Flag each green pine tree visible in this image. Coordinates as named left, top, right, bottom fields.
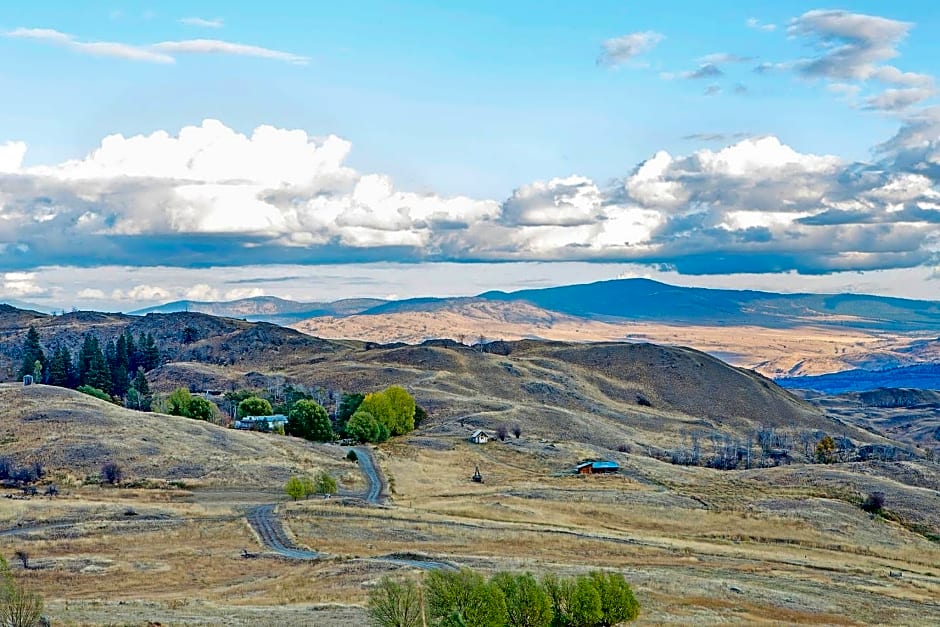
left=124, top=331, right=139, bottom=373
left=47, top=345, right=74, bottom=387
left=110, top=334, right=130, bottom=397
left=79, top=334, right=111, bottom=393
left=141, top=332, right=161, bottom=370
left=18, top=327, right=46, bottom=380
left=130, top=367, right=152, bottom=411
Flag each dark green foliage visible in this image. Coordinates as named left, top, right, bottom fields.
left=109, top=334, right=130, bottom=397
left=139, top=332, right=161, bottom=370
left=101, top=461, right=122, bottom=484
left=425, top=568, right=507, bottom=627
left=124, top=331, right=139, bottom=373
left=314, top=470, right=338, bottom=495
left=167, top=388, right=193, bottom=416
left=128, top=368, right=152, bottom=411
left=181, top=326, right=198, bottom=343
left=492, top=571, right=553, bottom=627
left=237, top=396, right=273, bottom=418
left=287, top=399, right=332, bottom=442
left=78, top=334, right=111, bottom=393
left=346, top=410, right=389, bottom=444
left=567, top=577, right=603, bottom=627
left=17, top=327, right=45, bottom=381
left=272, top=384, right=314, bottom=415
left=164, top=387, right=215, bottom=420
left=337, top=392, right=365, bottom=427
left=862, top=492, right=886, bottom=513
left=368, top=576, right=424, bottom=627
left=47, top=345, right=74, bottom=388
left=187, top=396, right=216, bottom=421
left=588, top=571, right=639, bottom=625
left=77, top=385, right=113, bottom=403
left=414, top=404, right=429, bottom=427
left=346, top=449, right=358, bottom=462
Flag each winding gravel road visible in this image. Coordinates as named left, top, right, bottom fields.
left=245, top=504, right=320, bottom=560
left=353, top=446, right=387, bottom=504
left=245, top=446, right=453, bottom=570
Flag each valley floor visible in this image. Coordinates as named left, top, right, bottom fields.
left=3, top=436, right=939, bottom=625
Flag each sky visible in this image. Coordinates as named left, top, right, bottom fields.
left=2, top=1, right=940, bottom=310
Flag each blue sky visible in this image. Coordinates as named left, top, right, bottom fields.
left=2, top=2, right=940, bottom=309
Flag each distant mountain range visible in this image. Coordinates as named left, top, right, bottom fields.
left=132, top=278, right=940, bottom=331
left=10, top=278, right=940, bottom=384
left=131, top=296, right=387, bottom=323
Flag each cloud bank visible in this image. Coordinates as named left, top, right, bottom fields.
left=1, top=117, right=938, bottom=277
left=5, top=27, right=307, bottom=65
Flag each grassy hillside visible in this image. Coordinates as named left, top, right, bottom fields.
left=0, top=383, right=343, bottom=486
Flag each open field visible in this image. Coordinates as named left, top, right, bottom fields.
left=290, top=300, right=937, bottom=378
left=1, top=384, right=939, bottom=624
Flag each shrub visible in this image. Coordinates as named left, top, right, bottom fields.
left=287, top=400, right=332, bottom=442
left=77, top=385, right=113, bottom=403
left=492, top=571, right=552, bottom=627
left=186, top=396, right=216, bottom=422
left=284, top=476, right=305, bottom=501
left=237, top=396, right=273, bottom=418
left=425, top=568, right=507, bottom=627
left=589, top=570, right=640, bottom=624
left=347, top=411, right=389, bottom=444
left=496, top=425, right=508, bottom=441
left=511, top=424, right=522, bottom=439
left=568, top=576, right=603, bottom=627
left=166, top=387, right=192, bottom=416
left=616, top=443, right=630, bottom=453
left=13, top=551, right=28, bottom=571
left=314, top=471, right=337, bottom=496
left=815, top=435, right=836, bottom=464
left=101, top=462, right=122, bottom=485
left=368, top=576, right=423, bottom=627
left=346, top=449, right=359, bottom=463
left=862, top=492, right=886, bottom=513
left=414, top=405, right=429, bottom=428
left=0, top=556, right=44, bottom=627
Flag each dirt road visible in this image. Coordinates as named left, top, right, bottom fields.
left=353, top=446, right=387, bottom=504
left=245, top=504, right=320, bottom=560
left=245, top=446, right=454, bottom=569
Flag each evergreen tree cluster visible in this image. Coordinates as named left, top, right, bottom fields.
left=18, top=326, right=159, bottom=411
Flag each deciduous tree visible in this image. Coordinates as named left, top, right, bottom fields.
left=238, top=396, right=273, bottom=418
left=284, top=476, right=305, bottom=500
left=492, top=571, right=553, bottom=627
left=287, top=399, right=332, bottom=442
left=368, top=576, right=423, bottom=627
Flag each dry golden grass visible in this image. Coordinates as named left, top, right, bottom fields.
left=1, top=382, right=938, bottom=624
left=0, top=383, right=347, bottom=486
left=290, top=301, right=930, bottom=377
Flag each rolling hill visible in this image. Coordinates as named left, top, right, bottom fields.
left=287, top=279, right=940, bottom=377
left=130, top=296, right=386, bottom=324
left=0, top=303, right=879, bottom=455
left=0, top=383, right=345, bottom=485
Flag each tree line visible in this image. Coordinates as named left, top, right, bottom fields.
left=369, top=567, right=639, bottom=627
left=227, top=384, right=423, bottom=444
left=18, top=326, right=159, bottom=410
